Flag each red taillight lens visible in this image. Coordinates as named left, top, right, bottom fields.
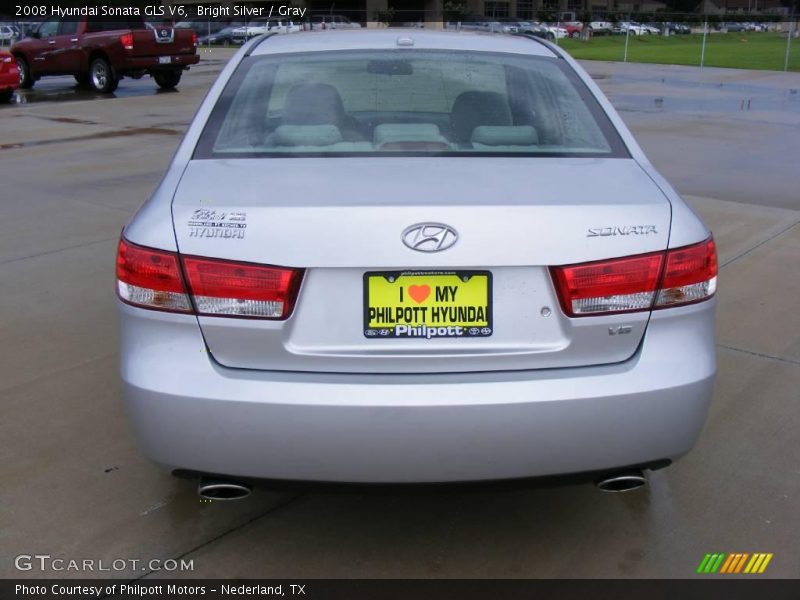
left=120, top=32, right=134, bottom=50
left=551, top=253, right=663, bottom=317
left=191, top=31, right=198, bottom=46
left=655, top=237, right=717, bottom=308
left=551, top=237, right=717, bottom=317
left=116, top=239, right=192, bottom=312
left=116, top=238, right=304, bottom=319
left=182, top=256, right=303, bottom=319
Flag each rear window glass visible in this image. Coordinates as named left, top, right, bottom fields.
left=195, top=50, right=627, bottom=158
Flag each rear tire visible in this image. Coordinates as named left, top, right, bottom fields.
left=90, top=57, right=118, bottom=93
left=546, top=32, right=555, bottom=41
left=0, top=90, right=13, bottom=103
left=16, top=55, right=34, bottom=89
left=570, top=31, right=580, bottom=38
left=153, top=70, right=182, bottom=89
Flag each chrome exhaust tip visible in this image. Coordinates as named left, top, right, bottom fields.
left=595, top=469, right=647, bottom=493
left=198, top=477, right=252, bottom=501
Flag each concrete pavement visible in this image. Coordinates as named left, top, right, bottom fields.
left=0, top=52, right=798, bottom=579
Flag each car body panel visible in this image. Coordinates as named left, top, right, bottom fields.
left=172, top=157, right=670, bottom=373
left=120, top=300, right=715, bottom=482
left=0, top=51, right=20, bottom=94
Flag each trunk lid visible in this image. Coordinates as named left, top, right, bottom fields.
left=172, top=157, right=671, bottom=373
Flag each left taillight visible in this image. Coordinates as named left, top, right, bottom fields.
left=116, top=238, right=192, bottom=313
left=120, top=32, right=134, bottom=50
left=116, top=238, right=304, bottom=319
left=550, top=237, right=717, bottom=317
left=191, top=31, right=198, bottom=46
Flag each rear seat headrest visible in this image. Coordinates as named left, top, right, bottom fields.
left=471, top=125, right=539, bottom=146
left=271, top=125, right=343, bottom=147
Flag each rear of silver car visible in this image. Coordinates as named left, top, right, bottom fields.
left=117, top=31, right=716, bottom=485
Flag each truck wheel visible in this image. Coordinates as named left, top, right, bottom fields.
left=16, top=56, right=34, bottom=89
left=90, top=57, right=118, bottom=93
left=153, top=70, right=182, bottom=90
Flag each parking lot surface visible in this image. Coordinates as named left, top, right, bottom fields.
left=1, top=51, right=798, bottom=578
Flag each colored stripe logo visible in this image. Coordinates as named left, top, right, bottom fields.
left=697, top=553, right=773, bottom=574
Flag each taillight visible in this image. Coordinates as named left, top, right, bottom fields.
left=182, top=256, right=303, bottom=319
left=655, top=237, right=717, bottom=308
left=116, top=238, right=303, bottom=319
left=120, top=32, right=134, bottom=50
left=550, top=237, right=717, bottom=317
left=116, top=239, right=191, bottom=313
left=191, top=31, right=198, bottom=46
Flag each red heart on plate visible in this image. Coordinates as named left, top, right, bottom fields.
left=408, top=284, right=431, bottom=304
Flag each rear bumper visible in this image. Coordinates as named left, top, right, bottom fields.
left=121, top=54, right=199, bottom=71
left=120, top=301, right=716, bottom=483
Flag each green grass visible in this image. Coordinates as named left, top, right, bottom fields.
left=558, top=32, right=799, bottom=72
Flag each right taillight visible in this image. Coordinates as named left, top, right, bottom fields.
left=116, top=238, right=303, bottom=319
left=182, top=255, right=303, bottom=319
left=654, top=237, right=717, bottom=308
left=551, top=237, right=717, bottom=317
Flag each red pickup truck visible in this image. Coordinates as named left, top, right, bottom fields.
left=12, top=16, right=199, bottom=93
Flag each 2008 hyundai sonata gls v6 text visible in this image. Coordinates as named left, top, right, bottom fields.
left=117, top=30, right=717, bottom=495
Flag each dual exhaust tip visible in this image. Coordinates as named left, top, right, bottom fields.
left=595, top=469, right=647, bottom=493
left=198, top=477, right=252, bottom=501
left=197, top=470, right=647, bottom=500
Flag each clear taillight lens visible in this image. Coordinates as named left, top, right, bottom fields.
left=551, top=237, right=717, bottom=317
left=116, top=238, right=303, bottom=319
left=116, top=239, right=191, bottom=312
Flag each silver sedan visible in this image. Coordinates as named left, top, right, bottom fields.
left=117, top=30, right=717, bottom=499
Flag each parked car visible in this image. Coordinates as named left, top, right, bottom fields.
left=231, top=18, right=300, bottom=44
left=11, top=16, right=199, bottom=93
left=503, top=21, right=550, bottom=39
left=589, top=21, right=614, bottom=35
left=662, top=22, right=691, bottom=35
left=310, top=15, right=362, bottom=30
left=561, top=23, right=584, bottom=38
left=720, top=22, right=748, bottom=33
left=0, top=50, right=19, bottom=102
left=616, top=22, right=649, bottom=35
left=543, top=24, right=569, bottom=40
left=197, top=23, right=245, bottom=46
left=117, top=30, right=717, bottom=496
left=1, top=24, right=17, bottom=44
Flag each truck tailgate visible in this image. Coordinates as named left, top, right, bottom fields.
left=131, top=28, right=197, bottom=57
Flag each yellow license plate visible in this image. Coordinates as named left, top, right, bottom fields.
left=364, top=271, right=492, bottom=339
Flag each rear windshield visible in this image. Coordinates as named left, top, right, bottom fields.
left=194, top=50, right=628, bottom=158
